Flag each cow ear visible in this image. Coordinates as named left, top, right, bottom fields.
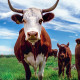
left=57, top=43, right=60, bottom=48
left=43, top=13, right=54, bottom=22
left=66, top=42, right=69, bottom=47
left=11, top=14, right=23, bottom=24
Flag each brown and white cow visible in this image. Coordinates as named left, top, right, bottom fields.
left=57, top=43, right=72, bottom=78
left=75, top=38, right=80, bottom=80
left=8, top=0, right=59, bottom=80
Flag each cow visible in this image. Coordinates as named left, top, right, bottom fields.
left=8, top=0, right=59, bottom=80
left=48, top=49, right=58, bottom=58
left=75, top=38, right=80, bottom=80
left=57, top=42, right=72, bottom=78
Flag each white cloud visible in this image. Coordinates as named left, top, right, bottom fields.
left=54, top=8, right=80, bottom=24
left=46, top=20, right=80, bottom=33
left=75, top=34, right=78, bottom=37
left=0, top=46, right=14, bottom=55
left=51, top=38, right=58, bottom=42
left=0, top=28, right=18, bottom=39
left=69, top=36, right=75, bottom=38
left=69, top=34, right=79, bottom=38
left=0, top=46, right=13, bottom=52
left=0, top=11, right=14, bottom=19
left=60, top=0, right=80, bottom=14
left=3, top=22, right=6, bottom=24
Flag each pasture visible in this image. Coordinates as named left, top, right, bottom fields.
left=0, top=55, right=78, bottom=80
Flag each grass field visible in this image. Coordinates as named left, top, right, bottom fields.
left=0, top=55, right=78, bottom=80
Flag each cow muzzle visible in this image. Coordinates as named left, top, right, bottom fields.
left=27, top=31, right=38, bottom=42
left=61, top=55, right=64, bottom=58
left=60, top=54, right=65, bottom=59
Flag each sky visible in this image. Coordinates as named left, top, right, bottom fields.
left=0, top=0, right=80, bottom=55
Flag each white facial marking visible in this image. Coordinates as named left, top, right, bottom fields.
left=23, top=8, right=42, bottom=43
left=61, top=44, right=65, bottom=47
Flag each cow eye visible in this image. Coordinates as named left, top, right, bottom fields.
left=39, top=19, right=43, bottom=24
left=22, top=19, right=26, bottom=23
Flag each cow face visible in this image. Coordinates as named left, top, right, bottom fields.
left=22, top=8, right=42, bottom=43
left=8, top=0, right=59, bottom=44
left=57, top=43, right=69, bottom=59
left=11, top=8, right=54, bottom=44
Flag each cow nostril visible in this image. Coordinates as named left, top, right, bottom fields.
left=61, top=55, right=64, bottom=58
left=35, top=32, right=38, bottom=37
left=27, top=32, right=38, bottom=38
left=27, top=32, right=31, bottom=37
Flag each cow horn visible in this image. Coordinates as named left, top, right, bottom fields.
left=8, top=0, right=23, bottom=13
left=42, top=0, right=59, bottom=13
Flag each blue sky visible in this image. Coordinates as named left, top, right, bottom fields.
left=0, top=0, right=80, bottom=55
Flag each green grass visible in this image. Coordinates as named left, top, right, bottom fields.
left=0, top=55, right=78, bottom=80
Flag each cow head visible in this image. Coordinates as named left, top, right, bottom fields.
left=52, top=49, right=58, bottom=57
left=49, top=49, right=58, bottom=57
left=57, top=42, right=69, bottom=59
left=75, top=38, right=80, bottom=44
left=8, top=0, right=59, bottom=44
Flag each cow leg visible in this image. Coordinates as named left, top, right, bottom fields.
left=76, top=61, right=80, bottom=80
left=22, top=60, right=31, bottom=80
left=58, top=61, right=62, bottom=77
left=62, top=67, right=64, bottom=77
left=38, top=57, right=46, bottom=80
left=66, top=63, right=71, bottom=78
left=58, top=66, right=62, bottom=77
left=76, top=64, right=80, bottom=80
left=78, top=70, right=80, bottom=80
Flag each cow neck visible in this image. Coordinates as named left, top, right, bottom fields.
left=31, top=40, right=41, bottom=61
left=32, top=45, right=36, bottom=61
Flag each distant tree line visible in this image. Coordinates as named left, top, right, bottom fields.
left=0, top=55, right=15, bottom=58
